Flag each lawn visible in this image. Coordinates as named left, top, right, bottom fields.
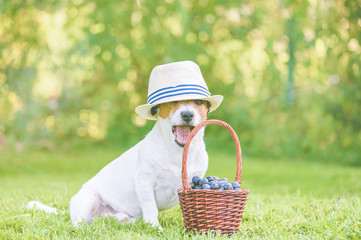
left=0, top=145, right=360, bottom=239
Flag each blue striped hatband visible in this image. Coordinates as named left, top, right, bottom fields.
left=147, top=84, right=211, bottom=104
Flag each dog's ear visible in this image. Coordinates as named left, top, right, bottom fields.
left=205, top=101, right=211, bottom=113
left=150, top=105, right=160, bottom=116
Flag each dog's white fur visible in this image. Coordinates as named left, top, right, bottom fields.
left=28, top=101, right=208, bottom=229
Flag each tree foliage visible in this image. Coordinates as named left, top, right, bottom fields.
left=0, top=0, right=360, bottom=161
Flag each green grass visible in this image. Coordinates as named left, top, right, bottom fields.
left=0, top=146, right=360, bottom=239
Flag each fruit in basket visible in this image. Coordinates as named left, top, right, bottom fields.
left=231, top=181, right=240, bottom=189
left=218, top=182, right=226, bottom=188
left=209, top=181, right=218, bottom=189
left=220, top=178, right=228, bottom=183
left=199, top=178, right=209, bottom=185
left=192, top=176, right=201, bottom=185
left=202, top=184, right=211, bottom=189
left=190, top=175, right=241, bottom=191
left=224, top=183, right=233, bottom=190
left=206, top=176, right=214, bottom=182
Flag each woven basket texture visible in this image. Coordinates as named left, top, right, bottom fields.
left=178, top=120, right=249, bottom=236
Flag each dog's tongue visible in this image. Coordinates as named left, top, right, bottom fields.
left=175, top=126, right=191, bottom=145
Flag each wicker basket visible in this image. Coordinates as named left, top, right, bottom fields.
left=178, top=120, right=250, bottom=236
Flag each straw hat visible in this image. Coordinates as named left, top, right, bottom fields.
left=135, top=61, right=223, bottom=120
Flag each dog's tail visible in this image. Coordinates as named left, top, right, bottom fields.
left=27, top=201, right=60, bottom=215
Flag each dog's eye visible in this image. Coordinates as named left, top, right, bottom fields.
left=195, top=100, right=203, bottom=105
left=150, top=105, right=160, bottom=116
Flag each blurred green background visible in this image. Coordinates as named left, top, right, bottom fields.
left=1, top=0, right=360, bottom=163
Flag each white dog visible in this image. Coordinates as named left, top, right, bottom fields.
left=28, top=61, right=223, bottom=229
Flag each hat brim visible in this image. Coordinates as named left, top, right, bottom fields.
left=135, top=95, right=223, bottom=120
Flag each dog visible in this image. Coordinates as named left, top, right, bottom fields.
left=29, top=100, right=209, bottom=229
left=28, top=61, right=223, bottom=230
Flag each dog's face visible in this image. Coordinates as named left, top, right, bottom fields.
left=151, top=100, right=210, bottom=147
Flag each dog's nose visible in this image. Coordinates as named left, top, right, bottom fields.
left=181, top=111, right=194, bottom=122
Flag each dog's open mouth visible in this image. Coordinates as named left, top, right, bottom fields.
left=172, top=125, right=195, bottom=147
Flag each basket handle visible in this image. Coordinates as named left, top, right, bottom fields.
left=182, top=119, right=242, bottom=190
